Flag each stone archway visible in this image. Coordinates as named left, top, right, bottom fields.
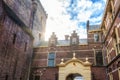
left=57, top=54, right=92, bottom=80
left=66, top=73, right=83, bottom=80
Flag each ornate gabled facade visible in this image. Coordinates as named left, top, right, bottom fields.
left=48, top=32, right=58, bottom=47
left=70, top=30, right=79, bottom=46
left=31, top=24, right=106, bottom=80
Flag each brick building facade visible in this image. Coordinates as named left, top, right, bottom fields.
left=101, top=0, right=120, bottom=80
left=30, top=0, right=120, bottom=79
left=0, top=0, right=46, bottom=80
left=0, top=0, right=120, bottom=80
left=30, top=23, right=107, bottom=80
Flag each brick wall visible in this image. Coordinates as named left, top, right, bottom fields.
left=91, top=66, right=107, bottom=80
left=0, top=0, right=33, bottom=80
left=3, top=0, right=32, bottom=27
left=32, top=42, right=105, bottom=80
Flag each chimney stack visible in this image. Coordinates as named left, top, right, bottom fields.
left=65, top=35, right=69, bottom=40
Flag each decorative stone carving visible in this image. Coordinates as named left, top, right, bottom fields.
left=70, top=30, right=79, bottom=46
left=48, top=32, right=57, bottom=47
left=57, top=56, right=92, bottom=80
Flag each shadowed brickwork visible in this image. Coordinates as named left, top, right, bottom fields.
left=0, top=0, right=33, bottom=80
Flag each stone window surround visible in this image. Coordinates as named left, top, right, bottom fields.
left=47, top=52, right=56, bottom=67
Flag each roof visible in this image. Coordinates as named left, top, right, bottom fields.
left=89, top=25, right=100, bottom=31
left=39, top=39, right=88, bottom=47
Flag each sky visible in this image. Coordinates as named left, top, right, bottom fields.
left=40, top=0, right=107, bottom=41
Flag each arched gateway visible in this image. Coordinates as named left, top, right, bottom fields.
left=66, top=73, right=83, bottom=80
left=57, top=53, right=92, bottom=80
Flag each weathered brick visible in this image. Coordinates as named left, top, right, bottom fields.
left=0, top=0, right=33, bottom=80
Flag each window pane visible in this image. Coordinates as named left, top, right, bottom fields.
left=94, top=34, right=99, bottom=42
left=48, top=52, right=55, bottom=67
left=96, top=51, right=103, bottom=66
left=49, top=53, right=55, bottom=59
left=48, top=60, right=54, bottom=67
left=72, top=38, right=77, bottom=44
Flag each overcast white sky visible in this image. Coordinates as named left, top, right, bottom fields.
left=40, top=0, right=106, bottom=41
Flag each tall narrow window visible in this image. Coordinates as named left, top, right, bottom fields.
left=35, top=76, right=40, bottom=80
left=24, top=42, right=27, bottom=52
left=115, top=27, right=120, bottom=54
left=39, top=33, right=41, bottom=40
left=94, top=33, right=99, bottom=42
left=41, top=16, right=43, bottom=22
left=41, top=16, right=43, bottom=27
left=13, top=34, right=16, bottom=44
left=20, top=77, right=22, bottom=80
left=48, top=52, right=55, bottom=67
left=5, top=75, right=8, bottom=80
left=96, top=51, right=103, bottom=66
left=72, top=37, right=77, bottom=44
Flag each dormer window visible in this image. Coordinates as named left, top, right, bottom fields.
left=72, top=37, right=77, bottom=44
left=94, top=33, right=99, bottom=42
left=48, top=32, right=57, bottom=47
left=70, top=31, right=79, bottom=46
left=50, top=39, right=55, bottom=44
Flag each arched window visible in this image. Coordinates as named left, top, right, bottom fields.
left=5, top=75, right=8, bottom=80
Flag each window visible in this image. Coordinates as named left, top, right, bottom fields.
left=95, top=51, right=103, bottom=66
left=72, top=37, right=77, bottom=44
left=48, top=52, right=55, bottom=67
left=109, top=73, right=113, bottom=80
left=119, top=13, right=120, bottom=18
left=74, top=76, right=84, bottom=80
left=94, top=33, right=99, bottom=42
left=41, top=16, right=43, bottom=26
left=5, top=75, right=8, bottom=80
left=24, top=42, right=27, bottom=52
left=39, top=33, right=41, bottom=40
left=13, top=34, right=17, bottom=44
left=18, top=0, right=22, bottom=5
left=35, top=76, right=40, bottom=80
left=50, top=39, right=55, bottom=44
left=41, top=16, right=43, bottom=22
left=115, top=27, right=120, bottom=54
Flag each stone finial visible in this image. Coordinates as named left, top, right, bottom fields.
left=72, top=52, right=76, bottom=59
left=60, top=58, right=64, bottom=64
left=84, top=57, right=92, bottom=66
left=86, top=57, right=88, bottom=62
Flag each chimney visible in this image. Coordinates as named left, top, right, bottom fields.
left=87, top=20, right=89, bottom=31
left=65, top=35, right=69, bottom=40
